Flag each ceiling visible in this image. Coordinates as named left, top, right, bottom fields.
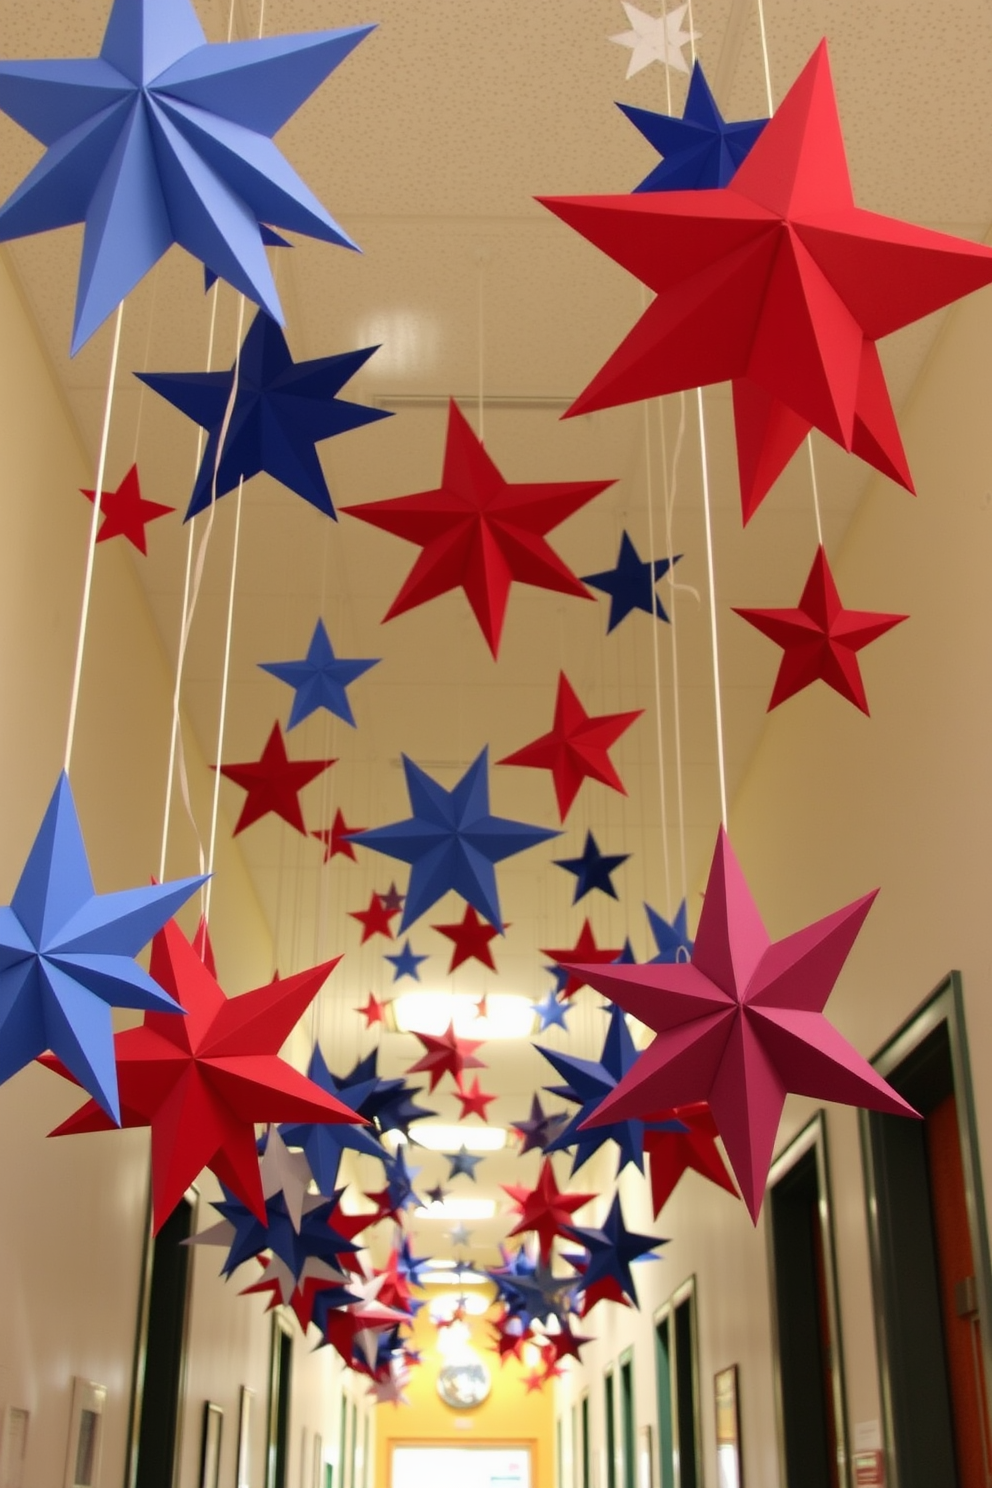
left=1, top=0, right=991, bottom=1260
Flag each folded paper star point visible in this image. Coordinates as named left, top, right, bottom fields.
left=406, top=1020, right=485, bottom=1093
left=432, top=904, right=502, bottom=972
left=619, top=61, right=767, bottom=193
left=503, top=1158, right=596, bottom=1263
left=260, top=619, right=379, bottom=729
left=216, top=721, right=335, bottom=835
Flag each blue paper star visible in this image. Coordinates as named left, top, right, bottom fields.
left=565, top=1195, right=665, bottom=1307
left=511, top=1095, right=569, bottom=1155
left=0, top=773, right=203, bottom=1122
left=385, top=940, right=428, bottom=983
left=205, top=226, right=289, bottom=293
left=619, top=61, right=768, bottom=194
left=533, top=988, right=572, bottom=1033
left=425, top=1183, right=449, bottom=1206
left=140, top=311, right=390, bottom=520
left=214, top=1188, right=358, bottom=1281
left=582, top=531, right=681, bottom=632
left=352, top=749, right=559, bottom=931
left=554, top=831, right=629, bottom=903
left=0, top=0, right=373, bottom=353
left=487, top=1249, right=578, bottom=1329
left=260, top=620, right=379, bottom=730
left=378, top=1146, right=422, bottom=1214
left=279, top=1045, right=384, bottom=1195
left=445, top=1146, right=483, bottom=1182
left=544, top=963, right=572, bottom=997
left=645, top=900, right=694, bottom=962
left=615, top=938, right=638, bottom=964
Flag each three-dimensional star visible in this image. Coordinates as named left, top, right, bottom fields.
left=445, top=1147, right=483, bottom=1182
left=577, top=826, right=917, bottom=1219
left=385, top=940, right=428, bottom=983
left=81, top=464, right=174, bottom=554
left=279, top=1045, right=383, bottom=1195
left=258, top=1125, right=313, bottom=1231
left=349, top=892, right=399, bottom=944
left=454, top=1075, right=497, bottom=1122
left=141, top=312, right=390, bottom=520
left=499, top=673, right=642, bottom=822
left=646, top=900, right=694, bottom=962
left=511, top=1095, right=569, bottom=1155
left=582, top=531, right=680, bottom=632
left=504, top=1160, right=596, bottom=1264
left=541, top=920, right=624, bottom=1000
left=351, top=748, right=559, bottom=932
left=379, top=883, right=406, bottom=914
left=342, top=400, right=613, bottom=658
left=610, top=2, right=699, bottom=78
left=620, top=61, right=767, bottom=193
left=213, top=1189, right=358, bottom=1281
left=260, top=620, right=379, bottom=729
left=312, top=808, right=365, bottom=863
left=356, top=992, right=386, bottom=1028
left=216, top=721, right=335, bottom=835
left=48, top=920, right=354, bottom=1229
left=533, top=988, right=572, bottom=1033
left=0, top=0, right=373, bottom=353
left=555, top=831, right=630, bottom=903
left=542, top=42, right=992, bottom=521
left=405, top=1020, right=485, bottom=1092
left=565, top=1195, right=663, bottom=1309
left=432, top=904, right=502, bottom=972
left=642, top=1101, right=738, bottom=1214
left=0, top=773, right=202, bottom=1121
left=733, top=545, right=907, bottom=714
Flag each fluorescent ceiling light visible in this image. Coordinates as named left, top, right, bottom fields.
left=413, top=1124, right=507, bottom=1153
left=419, top=1270, right=492, bottom=1289
left=415, top=1198, right=496, bottom=1220
left=392, top=991, right=535, bottom=1040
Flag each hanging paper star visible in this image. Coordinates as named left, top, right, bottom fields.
left=312, top=808, right=365, bottom=864
left=385, top=940, right=428, bottom=983
left=448, top=1226, right=473, bottom=1249
left=279, top=1045, right=384, bottom=1196
left=260, top=620, right=379, bottom=730
left=503, top=1159, right=596, bottom=1263
left=565, top=1195, right=663, bottom=1309
left=582, top=531, right=680, bottom=632
left=366, top=1147, right=423, bottom=1221
left=0, top=773, right=202, bottom=1122
left=0, top=0, right=373, bottom=354
left=372, top=1077, right=437, bottom=1138
left=499, top=673, right=642, bottom=822
left=239, top=1254, right=351, bottom=1322
left=733, top=545, right=907, bottom=714
left=646, top=900, right=694, bottom=963
left=473, top=993, right=490, bottom=1021
left=610, top=2, right=699, bottom=77
left=141, top=313, right=390, bottom=520
left=616, top=939, right=638, bottom=964
left=554, top=832, right=630, bottom=903
left=425, top=1183, right=448, bottom=1206
left=541, top=920, right=624, bottom=1001
left=445, top=1147, right=483, bottom=1182
left=379, top=883, right=406, bottom=914
left=216, top=721, right=335, bottom=835
left=342, top=401, right=612, bottom=658
left=258, top=1125, right=313, bottom=1231
left=432, top=904, right=502, bottom=972
left=487, top=1248, right=579, bottom=1329
left=349, top=892, right=399, bottom=944
left=619, top=62, right=767, bottom=193
left=405, top=1020, right=485, bottom=1092
left=48, top=920, right=355, bottom=1229
left=542, top=42, right=992, bottom=521
left=511, top=1096, right=569, bottom=1155
left=643, top=1102, right=738, bottom=1214
left=81, top=465, right=174, bottom=555
left=454, top=1075, right=497, bottom=1122
left=577, top=826, right=917, bottom=1220
left=205, top=225, right=289, bottom=293
left=213, top=1189, right=358, bottom=1282
left=352, top=749, right=558, bottom=931
left=533, top=989, right=572, bottom=1033
left=356, top=992, right=386, bottom=1028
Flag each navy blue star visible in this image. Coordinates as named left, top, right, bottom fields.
left=139, top=311, right=391, bottom=520
left=214, top=1189, right=358, bottom=1282
left=565, top=1195, right=665, bottom=1308
left=544, top=963, right=572, bottom=997
left=615, top=938, right=638, bottom=964
left=511, top=1095, right=569, bottom=1155
left=445, top=1146, right=483, bottom=1182
left=385, top=940, right=428, bottom=983
left=373, top=1146, right=422, bottom=1215
left=582, top=531, right=681, bottom=632
left=279, top=1045, right=383, bottom=1195
left=645, top=900, right=694, bottom=962
left=425, top=1183, right=449, bottom=1206
left=260, top=620, right=379, bottom=730
left=554, top=831, right=629, bottom=902
left=619, top=61, right=768, bottom=194
left=352, top=749, right=559, bottom=931
left=533, top=988, right=572, bottom=1033
left=487, top=1249, right=578, bottom=1329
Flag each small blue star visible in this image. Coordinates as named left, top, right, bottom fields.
left=565, top=1195, right=665, bottom=1307
left=445, top=1146, right=483, bottom=1182
left=582, top=530, right=681, bottom=632
left=385, top=940, right=428, bottom=983
left=645, top=900, right=694, bottom=963
left=619, top=61, right=768, bottom=194
left=260, top=619, right=379, bottom=730
left=615, top=938, right=638, bottom=964
left=555, top=831, right=630, bottom=902
left=533, top=988, right=572, bottom=1033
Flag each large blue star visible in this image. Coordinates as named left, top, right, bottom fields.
left=279, top=1045, right=384, bottom=1195
left=619, top=61, right=767, bottom=194
left=0, top=773, right=202, bottom=1122
left=554, top=831, right=629, bottom=903
left=582, top=531, right=680, bottom=632
left=352, top=749, right=559, bottom=931
left=564, top=1195, right=664, bottom=1307
left=0, top=0, right=373, bottom=354
left=139, top=311, right=390, bottom=520
left=260, top=619, right=379, bottom=730
left=645, top=899, right=694, bottom=962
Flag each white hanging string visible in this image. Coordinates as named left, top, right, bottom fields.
left=697, top=387, right=728, bottom=829
left=642, top=398, right=672, bottom=911
left=477, top=252, right=486, bottom=443
left=807, top=434, right=824, bottom=547
left=64, top=302, right=125, bottom=774
left=755, top=0, right=774, bottom=116
left=659, top=394, right=689, bottom=903
left=203, top=473, right=244, bottom=925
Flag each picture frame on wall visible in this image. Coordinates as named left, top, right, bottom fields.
left=200, top=1403, right=223, bottom=1488
left=236, top=1388, right=253, bottom=1488
left=0, top=1406, right=29, bottom=1488
left=637, top=1424, right=653, bottom=1488
left=714, top=1365, right=744, bottom=1488
left=63, top=1378, right=107, bottom=1488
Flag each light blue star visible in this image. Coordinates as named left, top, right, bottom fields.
left=260, top=620, right=379, bottom=730
left=645, top=900, right=694, bottom=963
left=385, top=940, right=428, bottom=983
left=533, top=988, right=571, bottom=1033
left=620, top=61, right=768, bottom=194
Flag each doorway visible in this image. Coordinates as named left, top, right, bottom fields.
left=655, top=1278, right=700, bottom=1488
left=267, top=1314, right=293, bottom=1488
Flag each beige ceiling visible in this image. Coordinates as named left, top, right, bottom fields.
left=0, top=0, right=990, bottom=1258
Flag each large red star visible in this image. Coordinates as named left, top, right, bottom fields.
left=405, top=1019, right=486, bottom=1092
left=541, top=42, right=992, bottom=521
left=503, top=1158, right=595, bottom=1262
left=216, top=722, right=336, bottom=835
left=642, top=1102, right=738, bottom=1215
left=47, top=920, right=356, bottom=1231
left=734, top=545, right=906, bottom=713
left=349, top=891, right=399, bottom=944
left=541, top=918, right=624, bottom=1000
left=342, top=400, right=613, bottom=657
left=432, top=904, right=502, bottom=972
left=499, top=672, right=642, bottom=820
left=312, top=807, right=365, bottom=863
left=81, top=464, right=174, bottom=554
left=577, top=827, right=916, bottom=1220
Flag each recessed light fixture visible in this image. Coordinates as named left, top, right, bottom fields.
left=387, top=1124, right=507, bottom=1154
left=392, top=991, right=535, bottom=1040
left=419, top=1270, right=492, bottom=1289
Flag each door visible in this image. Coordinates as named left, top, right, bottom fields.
left=267, top=1314, right=293, bottom=1488
left=129, top=1191, right=195, bottom=1488
left=655, top=1279, right=700, bottom=1488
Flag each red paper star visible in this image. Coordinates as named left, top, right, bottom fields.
left=217, top=722, right=336, bottom=835
left=643, top=1102, right=738, bottom=1214
left=454, top=1074, right=497, bottom=1121
left=490, top=1315, right=535, bottom=1364
left=342, top=400, right=613, bottom=657
left=48, top=920, right=356, bottom=1231
left=545, top=1324, right=593, bottom=1363
left=577, top=827, right=916, bottom=1220
left=356, top=992, right=386, bottom=1027
left=503, top=1158, right=595, bottom=1262
left=473, top=992, right=489, bottom=1020
left=312, top=808, right=365, bottom=863
left=541, top=919, right=624, bottom=1000
left=81, top=464, right=174, bottom=554
left=433, top=904, right=502, bottom=972
left=499, top=673, right=642, bottom=820
left=405, top=1019, right=486, bottom=1092
left=349, top=891, right=400, bottom=944
left=734, top=545, right=906, bottom=714
left=541, top=42, right=992, bottom=521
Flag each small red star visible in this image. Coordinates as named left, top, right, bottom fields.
left=503, top=1158, right=595, bottom=1262
left=432, top=904, right=502, bottom=972
left=545, top=1324, right=593, bottom=1363
left=454, top=1074, right=497, bottom=1121
left=734, top=545, right=907, bottom=714
left=522, top=1369, right=549, bottom=1394
left=499, top=672, right=642, bottom=821
left=356, top=992, right=386, bottom=1027
left=643, top=1102, right=738, bottom=1214
left=216, top=722, right=336, bottom=835
left=81, top=464, right=174, bottom=554
left=405, top=1019, right=486, bottom=1092
left=473, top=992, right=489, bottom=1020
left=311, top=807, right=365, bottom=863
left=490, top=1318, right=534, bottom=1364
left=349, top=891, right=399, bottom=944
left=541, top=919, right=624, bottom=1000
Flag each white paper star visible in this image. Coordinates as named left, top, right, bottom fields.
left=610, top=3, right=700, bottom=78
left=260, top=1126, right=314, bottom=1233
